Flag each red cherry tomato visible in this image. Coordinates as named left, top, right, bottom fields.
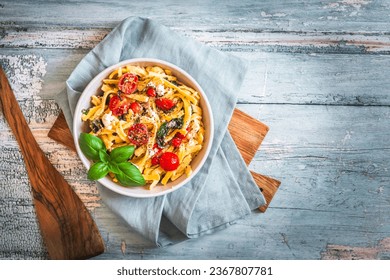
left=109, top=95, right=129, bottom=116
left=151, top=156, right=160, bottom=166
left=153, top=143, right=162, bottom=153
left=155, top=98, right=175, bottom=111
left=127, top=123, right=149, bottom=146
left=151, top=143, right=163, bottom=165
left=159, top=152, right=180, bottom=171
left=146, top=87, right=156, bottom=97
left=118, top=73, right=138, bottom=94
left=130, top=102, right=142, bottom=114
left=171, top=132, right=185, bottom=147
left=171, top=137, right=182, bottom=148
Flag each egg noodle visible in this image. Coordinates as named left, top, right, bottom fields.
left=81, top=65, right=205, bottom=189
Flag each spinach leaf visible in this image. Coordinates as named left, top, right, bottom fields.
left=156, top=117, right=183, bottom=147
left=156, top=122, right=168, bottom=147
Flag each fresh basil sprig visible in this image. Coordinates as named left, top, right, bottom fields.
left=79, top=133, right=145, bottom=187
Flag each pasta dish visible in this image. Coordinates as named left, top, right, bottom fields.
left=81, top=65, right=205, bottom=189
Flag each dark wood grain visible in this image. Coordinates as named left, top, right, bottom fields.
left=48, top=112, right=77, bottom=151
left=0, top=67, right=104, bottom=260
left=48, top=109, right=280, bottom=212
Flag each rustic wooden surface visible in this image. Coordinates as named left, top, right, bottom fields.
left=1, top=0, right=390, bottom=260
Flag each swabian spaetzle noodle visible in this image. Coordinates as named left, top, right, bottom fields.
left=81, top=65, right=205, bottom=189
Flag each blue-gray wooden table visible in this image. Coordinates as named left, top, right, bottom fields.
left=1, top=0, right=389, bottom=260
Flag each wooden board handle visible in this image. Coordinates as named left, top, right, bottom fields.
left=0, top=67, right=105, bottom=259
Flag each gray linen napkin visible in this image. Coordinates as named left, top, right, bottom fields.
left=56, top=17, right=266, bottom=246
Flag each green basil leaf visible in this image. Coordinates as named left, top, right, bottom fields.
left=116, top=162, right=146, bottom=186
left=79, top=133, right=105, bottom=161
left=110, top=145, right=135, bottom=163
left=99, top=150, right=110, bottom=163
left=87, top=161, right=109, bottom=180
left=108, top=161, right=121, bottom=174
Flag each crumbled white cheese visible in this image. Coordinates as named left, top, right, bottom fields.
left=148, top=108, right=159, bottom=121
left=148, top=148, right=156, bottom=157
left=156, top=84, right=165, bottom=96
left=148, top=142, right=161, bottom=157
left=101, top=111, right=116, bottom=130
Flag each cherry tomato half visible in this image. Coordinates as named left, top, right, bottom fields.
left=171, top=137, right=182, bottom=148
left=175, top=132, right=185, bottom=139
left=153, top=143, right=162, bottom=154
left=127, top=123, right=149, bottom=146
left=151, top=143, right=163, bottom=165
left=151, top=156, right=160, bottom=166
left=155, top=98, right=175, bottom=111
left=109, top=95, right=129, bottom=116
left=130, top=102, right=142, bottom=114
left=146, top=87, right=156, bottom=97
left=118, top=73, right=138, bottom=94
left=159, top=152, right=180, bottom=171
left=171, top=132, right=185, bottom=148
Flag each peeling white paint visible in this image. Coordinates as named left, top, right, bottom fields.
left=298, top=164, right=306, bottom=170
left=349, top=10, right=359, bottom=16
left=262, top=63, right=268, bottom=97
left=339, top=0, right=371, bottom=9
left=341, top=130, right=354, bottom=145
left=324, top=0, right=371, bottom=11
left=260, top=11, right=287, bottom=18
left=327, top=16, right=339, bottom=20
left=0, top=54, right=47, bottom=99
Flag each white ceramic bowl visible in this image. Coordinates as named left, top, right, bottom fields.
left=73, top=58, right=214, bottom=198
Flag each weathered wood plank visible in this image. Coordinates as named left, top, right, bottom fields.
left=2, top=49, right=390, bottom=106
left=1, top=0, right=390, bottom=33
left=1, top=1, right=390, bottom=55
left=321, top=237, right=390, bottom=259
left=2, top=27, right=390, bottom=54
left=243, top=103, right=390, bottom=257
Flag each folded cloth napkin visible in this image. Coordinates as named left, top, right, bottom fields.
left=56, top=16, right=266, bottom=246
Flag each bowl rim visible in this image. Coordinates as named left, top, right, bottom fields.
left=73, top=58, right=214, bottom=198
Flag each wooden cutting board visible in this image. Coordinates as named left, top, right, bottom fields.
left=48, top=109, right=280, bottom=212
